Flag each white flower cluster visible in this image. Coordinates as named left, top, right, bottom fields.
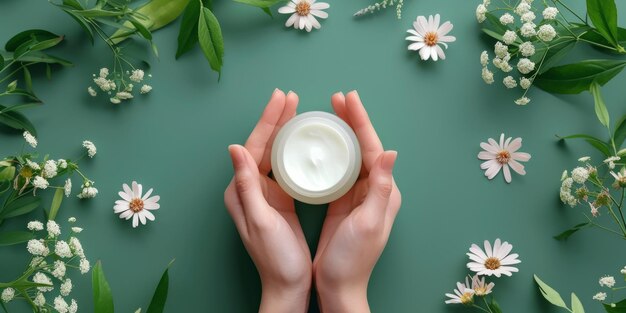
left=10, top=218, right=91, bottom=310
left=476, top=0, right=561, bottom=105
left=354, top=0, right=404, bottom=19
left=14, top=137, right=97, bottom=200
left=77, top=180, right=98, bottom=199
left=89, top=67, right=152, bottom=104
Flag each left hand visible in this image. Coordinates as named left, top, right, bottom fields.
left=224, top=89, right=312, bottom=313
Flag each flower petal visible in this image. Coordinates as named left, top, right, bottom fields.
left=512, top=152, right=531, bottom=162
left=119, top=210, right=133, bottom=219
left=419, top=46, right=431, bottom=60
left=508, top=160, right=526, bottom=175
left=132, top=181, right=142, bottom=199
left=143, top=210, right=156, bottom=221
left=118, top=191, right=131, bottom=202
left=469, top=244, right=488, bottom=260
left=142, top=188, right=153, bottom=200
left=309, top=14, right=321, bottom=29
left=503, top=164, right=512, bottom=183
left=507, top=138, right=522, bottom=153
left=139, top=211, right=147, bottom=225
left=478, top=151, right=496, bottom=160
left=278, top=6, right=296, bottom=13
left=436, top=45, right=446, bottom=60
left=311, top=2, right=329, bottom=9
left=480, top=142, right=499, bottom=153
left=484, top=240, right=493, bottom=257
left=132, top=214, right=139, bottom=228
left=437, top=21, right=453, bottom=36
left=286, top=14, right=298, bottom=27
left=406, top=35, right=423, bottom=42
left=433, top=14, right=440, bottom=30
left=417, top=16, right=428, bottom=34
left=310, top=9, right=328, bottom=18
left=439, top=35, right=456, bottom=42
left=408, top=42, right=426, bottom=51
left=485, top=163, right=502, bottom=179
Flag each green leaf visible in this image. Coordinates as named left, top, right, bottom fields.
left=60, top=9, right=94, bottom=44
left=604, top=299, right=626, bottom=312
left=72, top=8, right=127, bottom=18
left=109, top=0, right=191, bottom=44
left=586, top=0, right=620, bottom=47
left=557, top=134, right=611, bottom=157
left=590, top=83, right=610, bottom=127
left=0, top=231, right=35, bottom=246
left=532, top=38, right=577, bottom=75
left=580, top=27, right=626, bottom=54
left=93, top=261, right=114, bottom=313
left=534, top=275, right=568, bottom=308
left=0, top=104, right=37, bottom=135
left=232, top=0, right=284, bottom=8
left=29, top=36, right=64, bottom=52
left=535, top=60, right=626, bottom=94
left=0, top=166, right=15, bottom=182
left=554, top=223, right=589, bottom=241
left=571, top=293, right=585, bottom=313
left=0, top=103, right=42, bottom=114
left=175, top=0, right=201, bottom=59
left=7, top=89, right=41, bottom=101
left=198, top=6, right=224, bottom=77
left=489, top=298, right=503, bottom=313
left=0, top=54, right=4, bottom=70
left=46, top=63, right=52, bottom=79
left=614, top=114, right=626, bottom=149
left=7, top=80, right=17, bottom=92
left=48, top=188, right=64, bottom=221
left=129, top=17, right=153, bottom=40
left=5, top=29, right=60, bottom=52
left=62, top=0, right=84, bottom=10
left=23, top=67, right=33, bottom=92
left=146, top=260, right=175, bottom=313
left=15, top=51, right=73, bottom=66
left=0, top=195, right=41, bottom=219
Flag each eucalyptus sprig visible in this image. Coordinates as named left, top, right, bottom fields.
left=0, top=29, right=71, bottom=135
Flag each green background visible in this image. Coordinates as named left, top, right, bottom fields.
left=1, top=0, right=626, bottom=312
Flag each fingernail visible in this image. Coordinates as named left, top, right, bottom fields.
left=228, top=145, right=244, bottom=169
left=382, top=151, right=397, bottom=173
left=333, top=91, right=344, bottom=97
left=272, top=88, right=280, bottom=96
left=287, top=90, right=294, bottom=96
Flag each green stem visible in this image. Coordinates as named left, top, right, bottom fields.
left=482, top=297, right=495, bottom=313
left=554, top=0, right=586, bottom=24
left=473, top=304, right=492, bottom=313
left=606, top=204, right=626, bottom=236
left=584, top=214, right=624, bottom=237
left=521, top=46, right=549, bottom=99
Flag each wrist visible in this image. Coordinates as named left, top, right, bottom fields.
left=259, top=281, right=311, bottom=313
left=316, top=282, right=370, bottom=313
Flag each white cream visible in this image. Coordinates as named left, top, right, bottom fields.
left=271, top=111, right=361, bottom=204
left=283, top=123, right=350, bottom=192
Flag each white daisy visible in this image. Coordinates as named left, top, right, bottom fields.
left=611, top=168, right=626, bottom=187
left=467, top=238, right=521, bottom=277
left=471, top=275, right=494, bottom=297
left=406, top=14, right=456, bottom=61
left=444, top=281, right=474, bottom=304
left=478, top=133, right=531, bottom=183
left=114, top=181, right=160, bottom=228
left=278, top=0, right=329, bottom=32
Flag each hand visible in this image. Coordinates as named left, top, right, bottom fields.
left=224, top=89, right=312, bottom=313
left=313, top=91, right=401, bottom=313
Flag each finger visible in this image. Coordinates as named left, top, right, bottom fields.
left=229, top=145, right=268, bottom=215
left=330, top=92, right=350, bottom=126
left=358, top=151, right=397, bottom=222
left=245, top=89, right=287, bottom=165
left=345, top=90, right=384, bottom=172
left=258, top=91, right=299, bottom=175
left=224, top=178, right=248, bottom=237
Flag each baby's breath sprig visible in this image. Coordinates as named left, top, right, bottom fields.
left=51, top=0, right=156, bottom=104
left=354, top=0, right=404, bottom=19
left=0, top=217, right=90, bottom=312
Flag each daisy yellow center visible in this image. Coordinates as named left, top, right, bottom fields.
left=424, top=32, right=438, bottom=46
left=474, top=286, right=488, bottom=296
left=484, top=257, right=501, bottom=270
left=460, top=292, right=473, bottom=304
left=129, top=198, right=144, bottom=213
left=496, top=150, right=511, bottom=164
left=296, top=1, right=311, bottom=16
left=20, top=167, right=33, bottom=178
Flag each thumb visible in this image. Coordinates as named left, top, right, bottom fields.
left=228, top=144, right=267, bottom=211
left=361, top=151, right=397, bottom=217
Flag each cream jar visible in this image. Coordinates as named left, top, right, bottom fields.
left=271, top=111, right=361, bottom=204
